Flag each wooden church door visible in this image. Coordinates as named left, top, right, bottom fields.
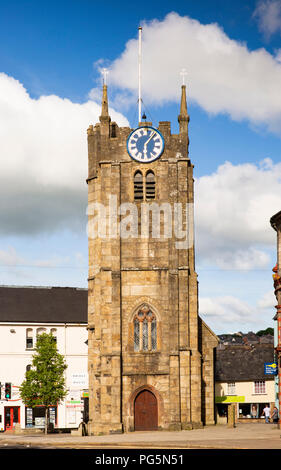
left=134, top=390, right=158, bottom=431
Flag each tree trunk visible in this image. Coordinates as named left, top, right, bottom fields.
left=45, top=407, right=48, bottom=435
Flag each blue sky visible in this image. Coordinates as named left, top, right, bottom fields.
left=1, top=0, right=281, bottom=334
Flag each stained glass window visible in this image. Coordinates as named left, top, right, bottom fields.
left=143, top=319, right=148, bottom=351
left=134, top=319, right=140, bottom=351
left=151, top=319, right=157, bottom=351
left=133, top=305, right=157, bottom=352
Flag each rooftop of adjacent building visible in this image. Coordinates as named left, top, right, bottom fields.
left=215, top=340, right=274, bottom=382
left=217, top=331, right=274, bottom=346
left=0, top=285, right=87, bottom=324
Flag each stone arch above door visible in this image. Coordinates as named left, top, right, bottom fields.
left=134, top=389, right=158, bottom=431
left=127, top=384, right=164, bottom=431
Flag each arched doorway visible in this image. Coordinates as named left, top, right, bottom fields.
left=134, top=389, right=158, bottom=431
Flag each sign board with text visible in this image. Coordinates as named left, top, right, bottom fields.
left=264, top=363, right=277, bottom=375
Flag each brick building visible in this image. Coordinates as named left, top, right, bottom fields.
left=86, top=84, right=218, bottom=435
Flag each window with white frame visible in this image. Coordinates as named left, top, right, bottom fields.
left=50, top=328, right=57, bottom=343
left=26, top=328, right=33, bottom=349
left=227, top=382, right=236, bottom=395
left=254, top=380, right=266, bottom=394
left=36, top=327, right=46, bottom=337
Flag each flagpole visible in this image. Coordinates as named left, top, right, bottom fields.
left=138, top=26, right=142, bottom=124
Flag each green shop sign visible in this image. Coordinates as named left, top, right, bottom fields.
left=216, top=396, right=245, bottom=403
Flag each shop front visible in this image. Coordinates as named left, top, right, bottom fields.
left=238, top=402, right=268, bottom=419
left=216, top=396, right=272, bottom=423
left=215, top=396, right=245, bottom=424
left=25, top=406, right=57, bottom=429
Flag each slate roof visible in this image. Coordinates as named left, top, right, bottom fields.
left=217, top=332, right=274, bottom=346
left=215, top=343, right=275, bottom=381
left=0, top=286, right=87, bottom=324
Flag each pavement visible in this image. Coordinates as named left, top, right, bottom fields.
left=0, top=422, right=281, bottom=449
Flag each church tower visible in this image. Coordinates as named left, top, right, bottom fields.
left=86, top=83, right=218, bottom=435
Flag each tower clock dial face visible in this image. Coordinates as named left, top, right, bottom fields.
left=127, top=126, right=164, bottom=163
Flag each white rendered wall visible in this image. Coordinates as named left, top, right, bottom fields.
left=0, top=323, right=88, bottom=430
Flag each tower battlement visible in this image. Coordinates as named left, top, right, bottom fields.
left=87, top=85, right=190, bottom=180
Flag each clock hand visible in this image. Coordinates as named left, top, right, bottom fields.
left=143, top=131, right=156, bottom=156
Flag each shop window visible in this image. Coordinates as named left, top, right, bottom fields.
left=258, top=403, right=269, bottom=418
left=251, top=403, right=258, bottom=418
left=239, top=404, right=251, bottom=418
left=217, top=404, right=228, bottom=418
left=25, top=406, right=57, bottom=428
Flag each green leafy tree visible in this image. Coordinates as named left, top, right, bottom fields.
left=20, top=332, right=67, bottom=434
left=256, top=328, right=274, bottom=337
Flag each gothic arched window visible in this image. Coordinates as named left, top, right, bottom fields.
left=133, top=305, right=157, bottom=352
left=145, top=171, right=155, bottom=200
left=134, top=171, right=143, bottom=201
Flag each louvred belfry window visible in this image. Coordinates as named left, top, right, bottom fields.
left=133, top=305, right=157, bottom=352
left=134, top=171, right=143, bottom=201
left=145, top=171, right=155, bottom=200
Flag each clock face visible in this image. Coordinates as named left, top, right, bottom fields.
left=127, top=126, right=164, bottom=163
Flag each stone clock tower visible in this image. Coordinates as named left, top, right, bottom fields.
left=86, top=84, right=218, bottom=435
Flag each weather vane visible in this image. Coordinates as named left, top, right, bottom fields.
left=101, top=68, right=109, bottom=86
left=180, top=68, right=188, bottom=86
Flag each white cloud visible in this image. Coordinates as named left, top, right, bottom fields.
left=0, top=245, right=88, bottom=286
left=0, top=73, right=129, bottom=235
left=208, top=248, right=270, bottom=271
left=275, top=48, right=281, bottom=62
left=199, top=290, right=276, bottom=333
left=200, top=295, right=254, bottom=324
left=0, top=246, right=88, bottom=270
left=195, top=159, right=281, bottom=269
left=108, top=12, right=281, bottom=134
left=257, top=289, right=276, bottom=308
left=0, top=247, right=25, bottom=266
left=253, top=0, right=281, bottom=38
